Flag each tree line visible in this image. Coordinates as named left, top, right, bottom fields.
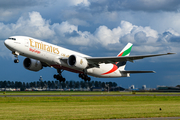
left=0, top=80, right=118, bottom=90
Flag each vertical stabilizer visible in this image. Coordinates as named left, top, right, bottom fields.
left=117, top=43, right=133, bottom=70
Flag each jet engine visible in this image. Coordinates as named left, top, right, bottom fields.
left=23, top=58, right=43, bottom=72
left=67, top=55, right=88, bottom=69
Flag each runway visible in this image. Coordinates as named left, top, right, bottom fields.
left=1, top=94, right=180, bottom=97
left=109, top=117, right=180, bottom=120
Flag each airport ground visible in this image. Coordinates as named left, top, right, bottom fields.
left=0, top=91, right=180, bottom=120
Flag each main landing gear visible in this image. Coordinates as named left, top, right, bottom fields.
left=13, top=51, right=19, bottom=63
left=79, top=70, right=91, bottom=82
left=54, top=69, right=91, bottom=82
left=79, top=73, right=91, bottom=81
left=54, top=69, right=66, bottom=82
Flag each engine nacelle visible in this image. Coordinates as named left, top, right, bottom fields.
left=23, top=58, right=43, bottom=72
left=67, top=55, right=88, bottom=69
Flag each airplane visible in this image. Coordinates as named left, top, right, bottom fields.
left=4, top=36, right=175, bottom=82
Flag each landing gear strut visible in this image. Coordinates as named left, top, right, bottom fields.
left=54, top=69, right=66, bottom=82
left=13, top=51, right=19, bottom=63
left=79, top=69, right=91, bottom=82
left=79, top=73, right=91, bottom=81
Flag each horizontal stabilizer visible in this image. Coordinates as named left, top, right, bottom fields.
left=121, top=70, right=155, bottom=74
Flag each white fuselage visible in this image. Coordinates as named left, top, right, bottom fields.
left=4, top=36, right=128, bottom=78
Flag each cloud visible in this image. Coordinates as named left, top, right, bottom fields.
left=0, top=11, right=179, bottom=58
left=0, top=11, right=55, bottom=39
left=94, top=25, right=121, bottom=46
left=89, top=0, right=180, bottom=12
left=67, top=18, right=90, bottom=26
left=0, top=0, right=55, bottom=22
left=0, top=41, right=12, bottom=58
left=0, top=0, right=52, bottom=9
left=70, top=0, right=90, bottom=7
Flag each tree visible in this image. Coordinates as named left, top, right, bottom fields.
left=44, top=81, right=47, bottom=88
left=101, top=82, right=105, bottom=88
left=65, top=81, right=69, bottom=89
left=22, top=82, right=26, bottom=88
left=94, top=81, right=99, bottom=87
left=21, top=82, right=26, bottom=91
left=11, top=81, right=15, bottom=88
left=26, top=82, right=29, bottom=88
left=3, top=81, right=7, bottom=88
left=61, top=82, right=66, bottom=89
left=75, top=81, right=80, bottom=89
left=7, top=81, right=11, bottom=87
left=15, top=81, right=22, bottom=88
left=87, top=81, right=92, bottom=89
left=37, top=81, right=40, bottom=88
left=30, top=82, right=34, bottom=88
left=108, top=82, right=113, bottom=88
left=112, top=82, right=117, bottom=87
left=98, top=81, right=102, bottom=88
left=52, top=81, right=55, bottom=89
left=55, top=81, right=59, bottom=89
left=91, top=81, right=95, bottom=86
left=81, top=81, right=86, bottom=88
left=40, top=81, right=44, bottom=89
left=48, top=81, right=52, bottom=89
left=69, top=81, right=73, bottom=88
left=0, top=80, right=118, bottom=91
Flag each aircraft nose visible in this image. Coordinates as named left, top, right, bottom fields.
left=4, top=40, right=8, bottom=46
left=4, top=39, right=10, bottom=47
left=4, top=39, right=14, bottom=50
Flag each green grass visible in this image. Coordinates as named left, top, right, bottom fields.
left=0, top=95, right=180, bottom=120
left=1, top=91, right=180, bottom=95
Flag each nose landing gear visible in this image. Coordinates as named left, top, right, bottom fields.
left=12, top=51, right=19, bottom=63
left=14, top=59, right=19, bottom=63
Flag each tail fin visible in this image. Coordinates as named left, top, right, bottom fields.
left=116, top=43, right=133, bottom=70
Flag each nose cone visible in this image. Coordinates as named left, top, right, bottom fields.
left=4, top=40, right=7, bottom=46
left=4, top=39, right=14, bottom=51
left=4, top=40, right=8, bottom=47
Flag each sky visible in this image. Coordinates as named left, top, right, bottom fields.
left=0, top=0, right=180, bottom=88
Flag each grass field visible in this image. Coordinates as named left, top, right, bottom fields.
left=1, top=91, right=180, bottom=95
left=0, top=92, right=180, bottom=120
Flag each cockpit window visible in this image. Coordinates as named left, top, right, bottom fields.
left=8, top=38, right=16, bottom=40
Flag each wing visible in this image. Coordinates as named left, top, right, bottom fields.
left=60, top=53, right=175, bottom=68
left=121, top=71, right=155, bottom=73
left=85, top=53, right=175, bottom=67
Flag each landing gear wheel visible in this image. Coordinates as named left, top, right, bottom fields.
left=87, top=77, right=91, bottom=81
left=57, top=76, right=65, bottom=83
left=62, top=78, right=65, bottom=82
left=78, top=73, right=91, bottom=82
left=14, top=59, right=19, bottom=63
left=54, top=69, right=66, bottom=82
left=12, top=51, right=20, bottom=63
